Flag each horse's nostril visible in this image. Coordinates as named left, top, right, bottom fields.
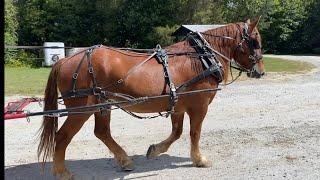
left=261, top=72, right=265, bottom=76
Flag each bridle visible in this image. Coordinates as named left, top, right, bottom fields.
left=201, top=22, right=263, bottom=77
left=235, top=23, right=263, bottom=74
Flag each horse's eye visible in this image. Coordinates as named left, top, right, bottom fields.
left=253, top=40, right=260, bottom=49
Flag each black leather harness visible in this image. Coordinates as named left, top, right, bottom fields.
left=60, top=33, right=224, bottom=118
left=61, top=45, right=103, bottom=100
left=155, top=45, right=178, bottom=116
left=176, top=32, right=224, bottom=91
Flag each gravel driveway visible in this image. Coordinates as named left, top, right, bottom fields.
left=5, top=55, right=320, bottom=180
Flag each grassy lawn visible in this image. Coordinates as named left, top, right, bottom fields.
left=4, top=57, right=316, bottom=95
left=5, top=67, right=51, bottom=96
left=263, top=57, right=315, bottom=73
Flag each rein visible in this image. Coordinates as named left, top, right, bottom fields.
left=200, top=32, right=236, bottom=40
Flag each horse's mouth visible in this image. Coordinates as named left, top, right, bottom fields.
left=247, top=71, right=265, bottom=78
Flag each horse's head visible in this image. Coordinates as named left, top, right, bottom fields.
left=233, top=16, right=265, bottom=78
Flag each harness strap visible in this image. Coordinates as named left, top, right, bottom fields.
left=101, top=52, right=157, bottom=90
left=61, top=88, right=94, bottom=98
left=71, top=51, right=87, bottom=92
left=176, top=64, right=221, bottom=92
left=156, top=45, right=178, bottom=117
left=64, top=45, right=108, bottom=115
left=70, top=46, right=101, bottom=96
left=122, top=52, right=157, bottom=82
left=86, top=48, right=98, bottom=90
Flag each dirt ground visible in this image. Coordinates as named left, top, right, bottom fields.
left=4, top=55, right=320, bottom=180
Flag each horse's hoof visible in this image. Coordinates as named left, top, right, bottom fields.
left=120, top=157, right=135, bottom=171
left=121, top=162, right=135, bottom=171
left=193, top=157, right=212, bottom=168
left=146, top=144, right=157, bottom=159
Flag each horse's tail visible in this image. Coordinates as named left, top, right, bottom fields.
left=37, top=63, right=60, bottom=165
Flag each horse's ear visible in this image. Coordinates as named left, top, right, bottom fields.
left=245, top=19, right=251, bottom=24
left=249, top=15, right=261, bottom=32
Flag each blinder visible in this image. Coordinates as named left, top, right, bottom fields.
left=239, top=23, right=263, bottom=66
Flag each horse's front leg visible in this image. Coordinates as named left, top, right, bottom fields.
left=146, top=112, right=184, bottom=158
left=187, top=105, right=212, bottom=167
left=94, top=112, right=134, bottom=171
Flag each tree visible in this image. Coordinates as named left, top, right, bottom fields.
left=262, top=0, right=309, bottom=53
left=289, top=0, right=320, bottom=53
left=4, top=0, right=19, bottom=63
left=13, top=0, right=318, bottom=57
left=16, top=0, right=119, bottom=46
left=192, top=0, right=227, bottom=24
left=111, top=0, right=197, bottom=48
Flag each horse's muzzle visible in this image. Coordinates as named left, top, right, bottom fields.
left=247, top=70, right=265, bottom=78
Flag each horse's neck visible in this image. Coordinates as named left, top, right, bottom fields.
left=204, top=31, right=240, bottom=83
left=166, top=41, right=194, bottom=53
left=204, top=24, right=239, bottom=65
left=165, top=26, right=241, bottom=83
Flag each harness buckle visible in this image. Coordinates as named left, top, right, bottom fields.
left=249, top=55, right=256, bottom=62
left=72, top=73, right=78, bottom=79
left=87, top=48, right=93, bottom=54
left=117, top=79, right=124, bottom=84
left=88, top=67, right=94, bottom=73
left=170, top=83, right=176, bottom=92
left=93, top=87, right=102, bottom=96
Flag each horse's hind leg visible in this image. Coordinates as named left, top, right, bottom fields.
left=53, top=114, right=91, bottom=179
left=187, top=106, right=212, bottom=167
left=146, top=112, right=184, bottom=158
left=94, top=112, right=134, bottom=171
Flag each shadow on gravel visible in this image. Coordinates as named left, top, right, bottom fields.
left=5, top=154, right=192, bottom=180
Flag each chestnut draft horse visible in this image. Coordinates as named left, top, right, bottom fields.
left=38, top=17, right=264, bottom=179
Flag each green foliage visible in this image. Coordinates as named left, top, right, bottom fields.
left=290, top=0, right=320, bottom=53
left=196, top=0, right=318, bottom=54
left=111, top=0, right=196, bottom=48
left=147, top=25, right=180, bottom=47
left=262, top=0, right=309, bottom=53
left=192, top=0, right=227, bottom=24
left=4, top=0, right=18, bottom=63
left=5, top=50, right=40, bottom=68
left=16, top=0, right=115, bottom=46
left=5, top=0, right=320, bottom=57
left=312, top=48, right=320, bottom=54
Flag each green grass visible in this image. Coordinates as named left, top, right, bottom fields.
left=5, top=67, right=51, bottom=96
left=4, top=58, right=316, bottom=95
left=263, top=57, right=315, bottom=73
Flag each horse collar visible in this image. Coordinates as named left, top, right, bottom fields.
left=186, top=32, right=224, bottom=83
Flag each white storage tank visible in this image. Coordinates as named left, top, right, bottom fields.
left=43, top=42, right=65, bottom=66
